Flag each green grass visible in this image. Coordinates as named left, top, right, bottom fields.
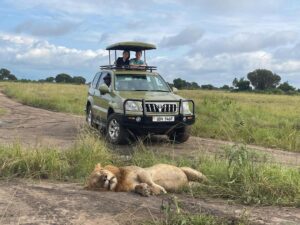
left=0, top=82, right=299, bottom=151
left=0, top=82, right=87, bottom=115
left=0, top=131, right=299, bottom=207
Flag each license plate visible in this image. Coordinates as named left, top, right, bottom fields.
left=152, top=116, right=175, bottom=122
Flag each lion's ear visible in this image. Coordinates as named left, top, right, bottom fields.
left=94, top=163, right=102, bottom=170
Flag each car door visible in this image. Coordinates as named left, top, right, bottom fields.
left=94, top=71, right=112, bottom=123
left=91, top=72, right=102, bottom=120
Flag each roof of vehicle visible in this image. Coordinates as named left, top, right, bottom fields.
left=106, top=41, right=156, bottom=51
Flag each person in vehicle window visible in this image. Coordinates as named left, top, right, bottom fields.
left=103, top=74, right=111, bottom=87
left=129, top=50, right=146, bottom=66
left=115, top=50, right=130, bottom=67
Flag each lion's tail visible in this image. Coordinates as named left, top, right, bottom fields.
left=180, top=167, right=207, bottom=182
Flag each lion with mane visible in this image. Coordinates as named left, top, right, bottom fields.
left=85, top=163, right=207, bottom=196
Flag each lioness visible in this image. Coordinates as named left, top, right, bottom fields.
left=85, top=163, right=207, bottom=196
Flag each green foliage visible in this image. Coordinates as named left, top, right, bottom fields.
left=173, top=78, right=200, bottom=90
left=201, top=84, right=216, bottom=90
left=232, top=77, right=251, bottom=91
left=45, top=76, right=55, bottom=82
left=0, top=68, right=17, bottom=81
left=72, top=76, right=86, bottom=84
left=55, top=73, right=73, bottom=83
left=278, top=81, right=296, bottom=92
left=0, top=130, right=116, bottom=181
left=220, top=85, right=230, bottom=90
left=247, top=69, right=281, bottom=90
left=193, top=146, right=300, bottom=206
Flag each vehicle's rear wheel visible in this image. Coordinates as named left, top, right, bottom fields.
left=106, top=113, right=129, bottom=144
left=168, top=126, right=190, bottom=143
left=86, top=105, right=96, bottom=128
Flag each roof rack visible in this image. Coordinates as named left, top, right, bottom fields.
left=100, top=65, right=157, bottom=72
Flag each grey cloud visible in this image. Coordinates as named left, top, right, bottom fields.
left=191, top=31, right=298, bottom=56
left=15, top=20, right=79, bottom=37
left=159, top=27, right=204, bottom=48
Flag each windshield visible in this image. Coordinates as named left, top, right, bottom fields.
left=114, top=74, right=171, bottom=92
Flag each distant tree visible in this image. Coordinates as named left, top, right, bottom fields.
left=190, top=82, right=200, bottom=89
left=201, top=84, right=215, bottom=90
left=247, top=69, right=281, bottom=90
left=277, top=82, right=296, bottom=92
left=72, top=76, right=86, bottom=84
left=220, top=85, right=230, bottom=90
left=232, top=77, right=251, bottom=91
left=55, top=73, right=73, bottom=83
left=173, top=78, right=187, bottom=89
left=45, top=77, right=55, bottom=83
left=0, top=68, right=17, bottom=81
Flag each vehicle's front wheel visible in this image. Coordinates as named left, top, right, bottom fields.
left=168, top=126, right=190, bottom=143
left=106, top=114, right=129, bottom=144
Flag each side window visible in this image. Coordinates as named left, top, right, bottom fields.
left=98, top=72, right=112, bottom=88
left=92, top=72, right=101, bottom=89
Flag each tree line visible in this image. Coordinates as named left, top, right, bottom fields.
left=0, top=68, right=86, bottom=85
left=172, top=69, right=300, bottom=95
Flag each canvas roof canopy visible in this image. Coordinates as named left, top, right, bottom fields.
left=106, top=41, right=156, bottom=51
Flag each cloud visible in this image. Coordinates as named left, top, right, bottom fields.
left=159, top=27, right=204, bottom=48
left=0, top=33, right=107, bottom=72
left=191, top=31, right=298, bottom=56
left=15, top=20, right=79, bottom=37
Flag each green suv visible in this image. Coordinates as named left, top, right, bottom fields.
left=86, top=42, right=195, bottom=144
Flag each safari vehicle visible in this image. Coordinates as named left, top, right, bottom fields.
left=86, top=41, right=195, bottom=144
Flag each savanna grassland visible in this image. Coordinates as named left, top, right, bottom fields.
left=0, top=82, right=300, bottom=224
left=1, top=82, right=299, bottom=151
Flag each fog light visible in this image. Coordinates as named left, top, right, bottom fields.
left=136, top=116, right=141, bottom=122
left=183, top=117, right=187, bottom=122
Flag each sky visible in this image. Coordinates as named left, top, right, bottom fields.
left=0, top=0, right=300, bottom=87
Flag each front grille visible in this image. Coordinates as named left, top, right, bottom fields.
left=145, top=103, right=177, bottom=113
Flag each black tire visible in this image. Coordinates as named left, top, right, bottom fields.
left=86, top=105, right=96, bottom=128
left=168, top=126, right=190, bottom=143
left=106, top=113, right=129, bottom=144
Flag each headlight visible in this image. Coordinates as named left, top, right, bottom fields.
left=125, top=101, right=142, bottom=111
left=182, top=102, right=192, bottom=115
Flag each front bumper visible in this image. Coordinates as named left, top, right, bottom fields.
left=120, top=99, right=195, bottom=134
left=119, top=114, right=195, bottom=134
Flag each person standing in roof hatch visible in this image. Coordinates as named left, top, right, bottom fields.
left=129, top=50, right=146, bottom=66
left=115, top=50, right=130, bottom=67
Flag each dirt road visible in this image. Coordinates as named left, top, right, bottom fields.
left=1, top=179, right=300, bottom=225
left=0, top=91, right=300, bottom=225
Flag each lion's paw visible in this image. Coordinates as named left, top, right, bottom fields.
left=135, top=183, right=151, bottom=197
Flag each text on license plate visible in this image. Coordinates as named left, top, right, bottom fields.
left=152, top=116, right=175, bottom=122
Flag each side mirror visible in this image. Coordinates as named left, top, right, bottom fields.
left=172, top=87, right=178, bottom=93
left=99, top=84, right=110, bottom=95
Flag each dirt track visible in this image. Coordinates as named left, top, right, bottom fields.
left=0, top=91, right=300, bottom=225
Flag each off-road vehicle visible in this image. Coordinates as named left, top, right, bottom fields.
left=86, top=42, right=195, bottom=144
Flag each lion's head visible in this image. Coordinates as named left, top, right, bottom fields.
left=85, top=164, right=118, bottom=191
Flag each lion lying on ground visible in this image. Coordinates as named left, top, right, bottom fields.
left=85, top=163, right=207, bottom=196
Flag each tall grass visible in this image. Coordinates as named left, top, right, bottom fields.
left=0, top=82, right=87, bottom=114
left=0, top=130, right=299, bottom=206
left=182, top=90, right=300, bottom=151
left=1, top=82, right=299, bottom=151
